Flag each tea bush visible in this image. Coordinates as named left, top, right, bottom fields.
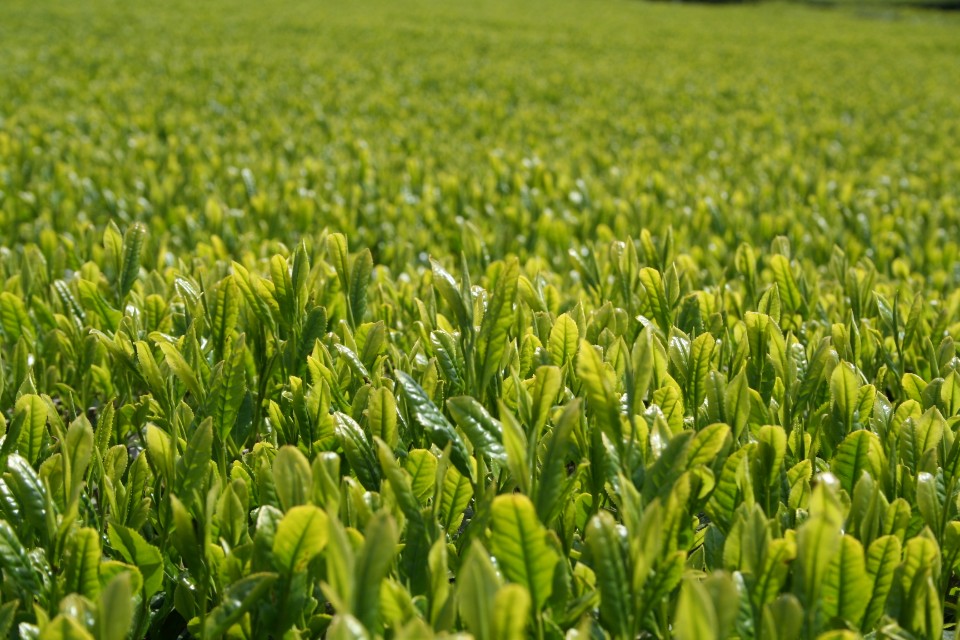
left=1, top=0, right=960, bottom=638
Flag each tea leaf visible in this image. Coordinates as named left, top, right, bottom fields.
left=272, top=505, right=329, bottom=574
left=396, top=372, right=473, bottom=481
left=108, top=523, right=164, bottom=597
left=490, top=494, right=558, bottom=610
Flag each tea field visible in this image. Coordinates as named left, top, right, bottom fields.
left=1, top=0, right=960, bottom=638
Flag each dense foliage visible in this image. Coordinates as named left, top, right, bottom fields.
left=1, top=0, right=960, bottom=638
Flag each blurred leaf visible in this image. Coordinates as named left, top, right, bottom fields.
left=205, top=572, right=279, bottom=639
left=96, top=572, right=135, bottom=640
left=119, top=223, right=146, bottom=297
left=491, top=584, right=531, bottom=640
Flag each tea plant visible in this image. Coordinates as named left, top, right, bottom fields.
left=1, top=0, right=960, bottom=639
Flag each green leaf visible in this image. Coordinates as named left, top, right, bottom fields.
left=490, top=494, right=559, bottom=610
left=177, top=417, right=213, bottom=503
left=39, top=615, right=95, bottom=640
left=458, top=541, right=501, bottom=640
left=821, top=535, right=870, bottom=628
left=272, top=504, right=329, bottom=574
left=108, top=522, right=164, bottom=597
left=902, top=373, right=927, bottom=404
left=209, top=333, right=246, bottom=440
left=500, top=405, right=530, bottom=495
left=157, top=340, right=205, bottom=403
left=78, top=280, right=121, bottom=331
left=491, top=584, right=531, bottom=640
left=300, top=305, right=329, bottom=361
left=359, top=321, right=388, bottom=369
left=64, top=415, right=94, bottom=507
left=534, top=399, right=580, bottom=524
left=354, top=512, right=400, bottom=630
left=12, top=393, right=47, bottom=464
left=761, top=594, right=804, bottom=640
left=403, top=449, right=438, bottom=503
left=477, top=258, right=519, bottom=389
left=758, top=283, right=782, bottom=321
left=725, top=368, right=751, bottom=441
left=831, top=362, right=860, bottom=434
left=218, top=480, right=248, bottom=548
left=576, top=340, right=623, bottom=445
left=270, top=254, right=294, bottom=322
left=136, top=339, right=166, bottom=398
left=232, top=262, right=279, bottom=328
left=432, top=328, right=465, bottom=391
left=794, top=483, right=842, bottom=610
left=349, top=248, right=373, bottom=327
left=530, top=365, right=562, bottom=439
left=380, top=577, right=419, bottom=630
left=915, top=472, right=943, bottom=536
left=428, top=544, right=455, bottom=627
left=687, top=422, right=730, bottom=469
left=653, top=385, right=685, bottom=435
left=447, top=395, right=506, bottom=465
left=205, top=572, right=279, bottom=639
left=754, top=537, right=797, bottom=608
left=396, top=371, right=473, bottom=481
left=96, top=572, right=135, bottom=640
left=335, top=411, right=380, bottom=491
left=367, top=386, right=398, bottom=448
left=755, top=424, right=787, bottom=486
left=63, top=527, right=102, bottom=599
left=645, top=429, right=694, bottom=502
left=377, top=439, right=425, bottom=536
left=548, top=313, right=579, bottom=368
left=273, top=445, right=313, bottom=511
left=119, top=223, right=146, bottom=297
left=94, top=401, right=115, bottom=456
left=831, top=430, right=884, bottom=495
left=706, top=445, right=753, bottom=530
left=674, top=576, right=718, bottom=640
left=688, top=333, right=716, bottom=412
left=0, top=519, right=39, bottom=592
left=323, top=517, right=356, bottom=615
left=724, top=502, right=771, bottom=576
left=0, top=601, right=19, bottom=638
left=327, top=233, right=351, bottom=291
left=640, top=267, right=671, bottom=331
left=431, top=259, right=472, bottom=332
left=900, top=535, right=940, bottom=603
left=769, top=254, right=801, bottom=314
left=7, top=453, right=48, bottom=533
left=211, top=276, right=240, bottom=359
left=903, top=569, right=942, bottom=640
left=327, top=614, right=372, bottom=640
left=915, top=407, right=945, bottom=456
left=941, top=370, right=960, bottom=416
left=334, top=342, right=370, bottom=381
left=630, top=328, right=655, bottom=409
left=439, top=465, right=473, bottom=532
left=585, top=510, right=632, bottom=638
left=0, top=292, right=31, bottom=344
left=145, top=424, right=176, bottom=488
